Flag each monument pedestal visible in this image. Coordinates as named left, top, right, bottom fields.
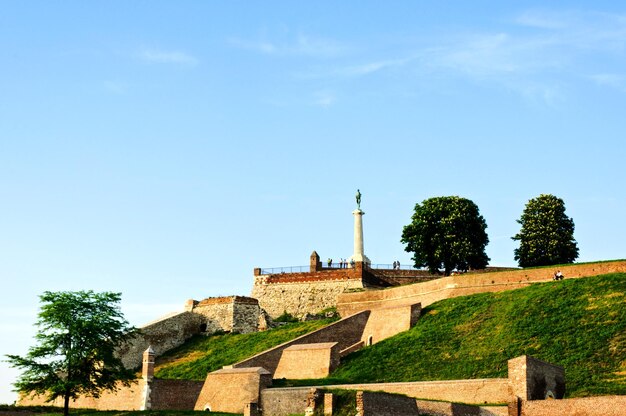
left=349, top=209, right=370, bottom=266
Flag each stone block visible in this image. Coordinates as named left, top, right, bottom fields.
left=508, top=355, right=565, bottom=401
left=194, top=367, right=272, bottom=413
left=274, top=342, right=339, bottom=379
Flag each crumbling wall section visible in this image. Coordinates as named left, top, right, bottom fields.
left=251, top=274, right=364, bottom=318
left=118, top=311, right=203, bottom=369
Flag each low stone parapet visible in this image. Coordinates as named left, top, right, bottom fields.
left=273, top=342, right=340, bottom=379
left=520, top=395, right=626, bottom=416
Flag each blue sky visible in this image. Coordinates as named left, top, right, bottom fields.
left=2, top=1, right=626, bottom=403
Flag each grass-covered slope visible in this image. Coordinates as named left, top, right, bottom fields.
left=154, top=319, right=335, bottom=380
left=330, top=273, right=626, bottom=398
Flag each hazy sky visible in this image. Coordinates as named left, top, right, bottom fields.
left=2, top=1, right=626, bottom=403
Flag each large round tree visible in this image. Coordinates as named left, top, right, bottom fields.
left=401, top=196, right=490, bottom=275
left=7, top=291, right=137, bottom=416
left=512, top=194, right=579, bottom=267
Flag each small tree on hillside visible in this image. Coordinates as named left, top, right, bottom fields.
left=512, top=194, right=579, bottom=267
left=6, top=291, right=137, bottom=416
left=401, top=196, right=490, bottom=275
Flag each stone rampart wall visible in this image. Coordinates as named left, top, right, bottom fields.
left=118, top=311, right=203, bottom=369
left=194, top=367, right=272, bottom=413
left=261, top=387, right=311, bottom=416
left=520, top=395, right=626, bottom=416
left=367, top=269, right=439, bottom=286
left=360, top=303, right=421, bottom=345
left=149, top=379, right=204, bottom=410
left=338, top=261, right=626, bottom=316
left=251, top=277, right=364, bottom=318
left=232, top=311, right=371, bottom=374
left=18, top=380, right=145, bottom=410
left=315, top=378, right=512, bottom=405
left=356, top=391, right=420, bottom=416
left=18, top=379, right=204, bottom=411
left=508, top=356, right=565, bottom=400
left=192, top=302, right=233, bottom=333
left=257, top=268, right=361, bottom=284
left=414, top=400, right=508, bottom=416
left=273, top=343, right=339, bottom=379
left=232, top=301, right=261, bottom=333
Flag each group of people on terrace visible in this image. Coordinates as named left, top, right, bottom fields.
left=327, top=258, right=355, bottom=269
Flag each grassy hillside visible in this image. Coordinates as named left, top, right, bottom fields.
left=154, top=319, right=335, bottom=380
left=329, top=273, right=626, bottom=397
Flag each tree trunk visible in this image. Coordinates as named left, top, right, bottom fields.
left=63, top=388, right=70, bottom=416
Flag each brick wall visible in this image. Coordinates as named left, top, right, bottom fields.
left=356, top=391, right=420, bottom=416
left=261, top=379, right=511, bottom=406
left=18, top=380, right=145, bottom=410
left=232, top=311, right=371, bottom=374
left=414, top=400, right=508, bottom=416
left=337, top=261, right=626, bottom=316
left=149, top=379, right=204, bottom=410
left=508, top=356, right=565, bottom=400
left=260, top=387, right=311, bottom=416
left=360, top=303, right=421, bottom=345
left=520, top=395, right=626, bottom=416
left=194, top=367, right=272, bottom=413
left=273, top=343, right=340, bottom=379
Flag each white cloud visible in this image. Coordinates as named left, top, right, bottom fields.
left=589, top=73, right=626, bottom=92
left=140, top=48, right=198, bottom=65
left=515, top=10, right=569, bottom=29
left=229, top=34, right=348, bottom=58
left=338, top=58, right=410, bottom=76
left=312, top=90, right=336, bottom=108
left=103, top=80, right=126, bottom=94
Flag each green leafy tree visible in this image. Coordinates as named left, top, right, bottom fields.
left=6, top=291, right=137, bottom=416
left=512, top=194, right=579, bottom=267
left=401, top=196, right=490, bottom=275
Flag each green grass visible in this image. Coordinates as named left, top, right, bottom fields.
left=154, top=319, right=336, bottom=380
left=324, top=273, right=626, bottom=398
left=522, top=258, right=626, bottom=270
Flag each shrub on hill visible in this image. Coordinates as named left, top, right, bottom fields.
left=329, top=273, right=626, bottom=398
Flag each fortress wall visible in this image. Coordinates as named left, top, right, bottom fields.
left=261, top=378, right=511, bottom=408
left=261, top=387, right=311, bottom=416
left=415, top=400, right=509, bottom=416
left=18, top=380, right=145, bottom=410
left=251, top=275, right=364, bottom=318
left=367, top=269, right=439, bottom=286
left=360, top=303, right=421, bottom=345
left=520, top=396, right=626, bottom=416
left=273, top=343, right=340, bottom=380
left=357, top=391, right=421, bottom=416
left=149, top=379, right=204, bottom=410
left=338, top=261, right=626, bottom=316
left=19, top=379, right=204, bottom=411
left=191, top=295, right=260, bottom=334
left=232, top=298, right=261, bottom=333
left=192, top=298, right=234, bottom=332
left=232, top=311, right=371, bottom=375
left=194, top=367, right=272, bottom=413
left=118, top=311, right=203, bottom=369
left=508, top=356, right=565, bottom=400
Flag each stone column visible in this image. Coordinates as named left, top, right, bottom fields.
left=310, top=251, right=321, bottom=272
left=350, top=209, right=370, bottom=265
left=140, top=346, right=155, bottom=410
